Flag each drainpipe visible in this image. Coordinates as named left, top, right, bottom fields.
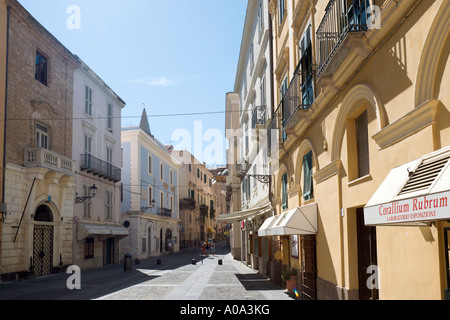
left=2, top=6, right=10, bottom=212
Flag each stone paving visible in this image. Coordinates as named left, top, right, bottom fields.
left=0, top=243, right=294, bottom=301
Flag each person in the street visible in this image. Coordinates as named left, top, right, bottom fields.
left=211, top=241, right=215, bottom=256
left=201, top=242, right=206, bottom=256
left=205, top=241, right=209, bottom=257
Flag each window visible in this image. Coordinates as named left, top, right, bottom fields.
left=281, top=173, right=288, bottom=210
left=300, top=25, right=314, bottom=107
left=279, top=0, right=286, bottom=25
left=197, top=168, right=200, bottom=178
left=249, top=43, right=254, bottom=70
left=204, top=173, right=206, bottom=183
left=148, top=155, right=153, bottom=175
left=83, top=184, right=92, bottom=218
left=160, top=192, right=164, bottom=209
left=303, top=151, right=314, bottom=201
left=105, top=190, right=113, bottom=221
left=170, top=170, right=173, bottom=185
left=84, top=135, right=92, bottom=154
left=85, top=85, right=93, bottom=116
left=258, top=1, right=264, bottom=36
left=84, top=238, right=94, bottom=259
left=355, top=111, right=369, bottom=177
left=191, top=189, right=195, bottom=200
left=35, top=51, right=48, bottom=86
left=160, top=163, right=164, bottom=180
left=107, top=104, right=113, bottom=131
left=106, top=146, right=113, bottom=176
left=36, top=123, right=49, bottom=149
left=189, top=163, right=191, bottom=172
left=170, top=195, right=173, bottom=211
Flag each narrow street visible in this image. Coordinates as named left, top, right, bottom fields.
left=0, top=241, right=294, bottom=301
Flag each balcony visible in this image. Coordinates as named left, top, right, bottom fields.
left=24, top=148, right=74, bottom=176
left=80, top=154, right=121, bottom=182
left=157, top=207, right=173, bottom=217
left=316, top=0, right=370, bottom=79
left=179, top=198, right=196, bottom=209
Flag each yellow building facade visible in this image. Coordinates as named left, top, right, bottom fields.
left=265, top=0, right=450, bottom=300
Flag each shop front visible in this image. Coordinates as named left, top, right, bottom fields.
left=258, top=203, right=318, bottom=299
left=364, top=146, right=450, bottom=299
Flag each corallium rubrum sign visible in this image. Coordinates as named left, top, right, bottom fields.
left=364, top=191, right=450, bottom=226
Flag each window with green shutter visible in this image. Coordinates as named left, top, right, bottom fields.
left=303, top=151, right=314, bottom=201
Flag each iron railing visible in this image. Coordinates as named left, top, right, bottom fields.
left=80, top=154, right=121, bottom=182
left=157, top=207, right=172, bottom=217
left=316, top=0, right=369, bottom=77
left=281, top=64, right=315, bottom=131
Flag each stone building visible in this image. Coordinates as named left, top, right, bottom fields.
left=1, top=0, right=77, bottom=279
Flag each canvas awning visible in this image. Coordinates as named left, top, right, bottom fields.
left=270, top=203, right=318, bottom=236
left=364, top=146, right=450, bottom=226
left=257, top=215, right=279, bottom=237
left=217, top=203, right=273, bottom=223
left=77, top=223, right=129, bottom=241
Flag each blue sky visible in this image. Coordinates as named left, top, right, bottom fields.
left=18, top=0, right=247, bottom=166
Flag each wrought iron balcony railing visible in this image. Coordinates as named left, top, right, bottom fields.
left=157, top=207, right=173, bottom=217
left=80, top=154, right=121, bottom=182
left=281, top=64, right=315, bottom=131
left=316, top=0, right=370, bottom=78
left=24, top=148, right=74, bottom=176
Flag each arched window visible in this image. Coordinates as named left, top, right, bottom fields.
left=34, top=205, right=53, bottom=222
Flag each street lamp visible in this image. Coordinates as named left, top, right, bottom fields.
left=141, top=199, right=156, bottom=212
left=75, top=184, right=98, bottom=204
left=240, top=159, right=271, bottom=184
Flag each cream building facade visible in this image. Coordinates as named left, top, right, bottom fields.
left=262, top=0, right=450, bottom=300
left=71, top=56, right=127, bottom=270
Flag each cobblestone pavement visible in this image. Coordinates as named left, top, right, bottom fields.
left=0, top=242, right=294, bottom=301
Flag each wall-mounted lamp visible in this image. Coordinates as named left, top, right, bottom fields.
left=240, top=159, right=271, bottom=184
left=141, top=199, right=156, bottom=212
left=75, top=184, right=98, bottom=203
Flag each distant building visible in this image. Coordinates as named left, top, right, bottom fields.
left=121, top=109, right=181, bottom=258
left=168, top=149, right=222, bottom=247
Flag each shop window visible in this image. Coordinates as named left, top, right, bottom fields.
left=84, top=238, right=94, bottom=259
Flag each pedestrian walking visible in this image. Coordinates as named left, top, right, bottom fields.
left=205, top=241, right=209, bottom=257
left=202, top=242, right=206, bottom=256
left=211, top=241, right=215, bottom=256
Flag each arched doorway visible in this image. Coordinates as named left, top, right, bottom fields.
left=32, top=205, right=54, bottom=277
left=160, top=228, right=163, bottom=253
left=165, top=228, right=173, bottom=252
left=147, top=226, right=152, bottom=255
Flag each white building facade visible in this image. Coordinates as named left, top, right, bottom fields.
left=221, top=0, right=275, bottom=277
left=71, top=57, right=128, bottom=270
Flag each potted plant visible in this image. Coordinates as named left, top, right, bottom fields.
left=282, top=270, right=297, bottom=292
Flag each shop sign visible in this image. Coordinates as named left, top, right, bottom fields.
left=364, top=190, right=450, bottom=225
